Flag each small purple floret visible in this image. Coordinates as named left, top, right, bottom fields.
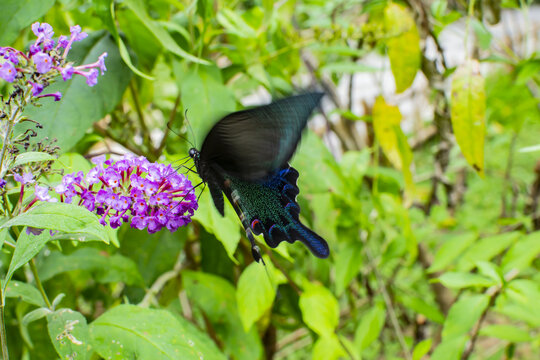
left=33, top=52, right=53, bottom=73
left=85, top=68, right=99, bottom=87
left=35, top=184, right=56, bottom=202
left=0, top=61, right=17, bottom=82
left=14, top=172, right=35, bottom=184
left=32, top=22, right=54, bottom=40
left=29, top=81, right=44, bottom=96
left=61, top=65, right=74, bottom=81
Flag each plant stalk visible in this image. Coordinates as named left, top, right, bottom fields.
left=0, top=286, right=9, bottom=360
left=29, top=259, right=51, bottom=309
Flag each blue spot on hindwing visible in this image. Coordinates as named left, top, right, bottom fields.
left=285, top=202, right=300, bottom=218
left=267, top=224, right=290, bottom=247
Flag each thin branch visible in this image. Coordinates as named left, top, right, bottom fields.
left=128, top=82, right=154, bottom=158
left=500, top=132, right=518, bottom=218
left=29, top=259, right=52, bottom=309
left=461, top=269, right=519, bottom=360
left=301, top=53, right=360, bottom=151
left=266, top=250, right=301, bottom=295
left=93, top=123, right=145, bottom=156
left=139, top=252, right=183, bottom=307
left=365, top=246, right=412, bottom=360
left=156, top=93, right=182, bottom=156
left=0, top=286, right=8, bottom=360
left=417, top=244, right=453, bottom=315
left=525, top=159, right=540, bottom=230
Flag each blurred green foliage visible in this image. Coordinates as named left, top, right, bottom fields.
left=1, top=0, right=539, bottom=359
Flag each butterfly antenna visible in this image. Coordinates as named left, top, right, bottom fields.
left=263, top=259, right=278, bottom=292
left=196, top=182, right=206, bottom=202
left=184, top=109, right=198, bottom=149
left=171, top=155, right=192, bottom=168
left=166, top=108, right=196, bottom=148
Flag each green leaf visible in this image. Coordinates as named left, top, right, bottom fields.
left=398, top=295, right=445, bottom=324
left=497, top=279, right=540, bottom=327
left=373, top=96, right=403, bottom=169
left=1, top=202, right=112, bottom=244
left=479, top=324, right=532, bottom=342
left=52, top=153, right=93, bottom=176
left=47, top=309, right=92, bottom=360
left=119, top=226, right=187, bottom=285
left=299, top=284, right=339, bottom=337
left=320, top=62, right=379, bottom=74
left=438, top=272, right=495, bottom=289
left=11, top=152, right=56, bottom=169
left=450, top=59, right=486, bottom=176
left=471, top=18, right=492, bottom=50
left=293, top=131, right=345, bottom=196
left=38, top=248, right=144, bottom=286
left=176, top=62, right=237, bottom=144
left=24, top=31, right=132, bottom=152
left=4, top=231, right=52, bottom=289
left=0, top=227, right=6, bottom=251
left=412, top=339, right=432, bottom=360
left=197, top=0, right=214, bottom=20
left=384, top=3, right=421, bottom=92
left=182, top=271, right=238, bottom=320
left=442, top=294, right=489, bottom=340
left=501, top=231, right=540, bottom=273
left=94, top=0, right=153, bottom=79
left=217, top=8, right=257, bottom=39
left=3, top=280, right=46, bottom=307
left=335, top=241, right=363, bottom=296
left=430, top=335, right=467, bottom=360
left=310, top=44, right=367, bottom=57
left=428, top=232, right=477, bottom=273
left=354, top=304, right=386, bottom=350
left=23, top=307, right=52, bottom=326
left=310, top=193, right=339, bottom=245
left=312, top=334, right=347, bottom=360
left=476, top=261, right=502, bottom=284
left=456, top=231, right=519, bottom=272
left=515, top=59, right=540, bottom=85
left=89, top=305, right=226, bottom=360
left=191, top=186, right=241, bottom=263
left=372, top=96, right=414, bottom=193
left=236, top=259, right=276, bottom=331
left=182, top=271, right=263, bottom=360
left=0, top=0, right=55, bottom=45
left=123, top=0, right=208, bottom=64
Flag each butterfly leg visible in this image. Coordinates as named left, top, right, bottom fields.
left=246, top=228, right=265, bottom=265
left=229, top=187, right=265, bottom=264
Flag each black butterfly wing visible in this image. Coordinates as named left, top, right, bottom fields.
left=199, top=92, right=323, bottom=180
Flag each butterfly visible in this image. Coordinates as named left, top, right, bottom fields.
left=189, top=92, right=329, bottom=262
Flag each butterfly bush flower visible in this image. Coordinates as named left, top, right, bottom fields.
left=0, top=22, right=107, bottom=94
left=51, top=155, right=198, bottom=233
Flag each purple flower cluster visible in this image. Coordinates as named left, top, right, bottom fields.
left=0, top=22, right=107, bottom=98
left=50, top=155, right=198, bottom=233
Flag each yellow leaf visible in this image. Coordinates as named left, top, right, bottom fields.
left=451, top=60, right=486, bottom=176
left=384, top=3, right=421, bottom=93
left=373, top=96, right=415, bottom=194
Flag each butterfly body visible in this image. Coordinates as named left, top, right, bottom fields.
left=189, top=93, right=329, bottom=260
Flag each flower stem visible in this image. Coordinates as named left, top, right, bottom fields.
left=8, top=227, right=51, bottom=310
left=29, top=259, right=51, bottom=309
left=0, top=286, right=9, bottom=360
left=0, top=89, right=32, bottom=178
